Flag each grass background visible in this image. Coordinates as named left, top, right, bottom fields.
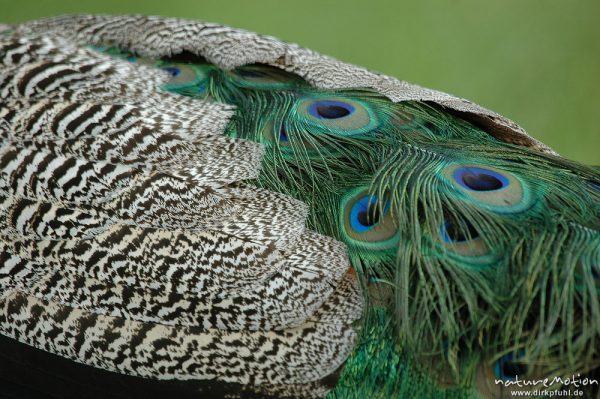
left=2, top=0, right=598, bottom=164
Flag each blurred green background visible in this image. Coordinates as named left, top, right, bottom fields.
left=1, top=0, right=598, bottom=164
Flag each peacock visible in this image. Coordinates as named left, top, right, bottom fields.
left=0, top=14, right=598, bottom=399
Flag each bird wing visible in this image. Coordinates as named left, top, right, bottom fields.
left=0, top=20, right=362, bottom=399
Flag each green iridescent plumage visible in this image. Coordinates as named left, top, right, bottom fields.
left=97, top=48, right=600, bottom=397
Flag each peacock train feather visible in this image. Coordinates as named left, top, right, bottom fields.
left=0, top=14, right=598, bottom=399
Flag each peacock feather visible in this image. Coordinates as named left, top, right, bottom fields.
left=0, top=14, right=598, bottom=399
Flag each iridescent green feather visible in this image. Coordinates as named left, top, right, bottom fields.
left=95, top=47, right=600, bottom=397
left=173, top=58, right=472, bottom=397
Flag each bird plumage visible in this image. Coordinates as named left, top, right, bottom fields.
left=0, top=14, right=598, bottom=398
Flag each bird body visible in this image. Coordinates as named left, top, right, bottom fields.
left=0, top=15, right=598, bottom=398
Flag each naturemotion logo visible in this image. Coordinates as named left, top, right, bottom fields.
left=495, top=374, right=598, bottom=397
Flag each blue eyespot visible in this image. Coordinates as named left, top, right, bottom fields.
left=308, top=100, right=355, bottom=120
left=443, top=164, right=533, bottom=214
left=296, top=96, right=379, bottom=137
left=341, top=187, right=399, bottom=250
left=494, top=353, right=527, bottom=381
left=161, top=67, right=181, bottom=77
left=453, top=167, right=509, bottom=192
left=350, top=195, right=389, bottom=233
left=440, top=220, right=480, bottom=243
left=279, top=125, right=289, bottom=142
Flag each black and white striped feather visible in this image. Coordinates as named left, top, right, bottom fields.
left=0, top=18, right=363, bottom=398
